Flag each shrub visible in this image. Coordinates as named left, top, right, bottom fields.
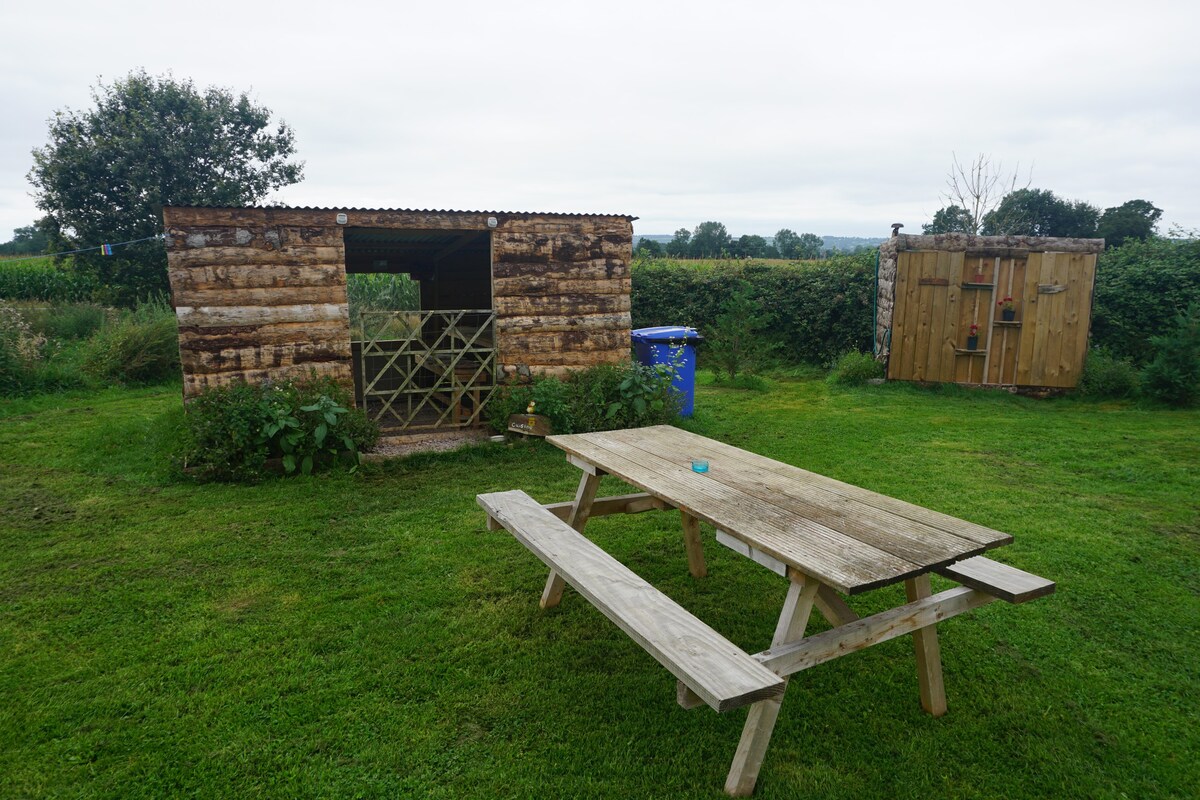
left=1092, top=236, right=1200, bottom=364
left=488, top=361, right=680, bottom=435
left=25, top=302, right=108, bottom=340
left=1141, top=304, right=1200, bottom=406
left=178, top=374, right=380, bottom=482
left=632, top=251, right=876, bottom=365
left=828, top=350, right=884, bottom=386
left=0, top=257, right=96, bottom=302
left=83, top=296, right=179, bottom=384
left=705, top=282, right=779, bottom=381
left=0, top=303, right=46, bottom=394
left=1077, top=349, right=1140, bottom=399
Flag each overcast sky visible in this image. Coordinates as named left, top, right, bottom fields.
left=2, top=0, right=1198, bottom=242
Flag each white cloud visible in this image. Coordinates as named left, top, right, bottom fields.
left=2, top=0, right=1197, bottom=242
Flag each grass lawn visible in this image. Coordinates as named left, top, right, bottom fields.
left=1, top=376, right=1197, bottom=799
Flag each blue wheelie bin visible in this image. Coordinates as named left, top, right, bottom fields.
left=631, top=326, right=703, bottom=417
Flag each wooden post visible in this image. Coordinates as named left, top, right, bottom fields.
left=725, top=575, right=820, bottom=797
left=681, top=512, right=707, bottom=578
left=904, top=574, right=947, bottom=716
left=540, top=470, right=601, bottom=609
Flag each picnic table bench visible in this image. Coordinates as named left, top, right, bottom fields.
left=478, top=425, right=1055, bottom=796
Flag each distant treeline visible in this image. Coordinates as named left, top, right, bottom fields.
left=634, top=222, right=883, bottom=260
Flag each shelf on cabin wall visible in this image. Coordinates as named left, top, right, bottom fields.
left=954, top=349, right=988, bottom=356
left=961, top=282, right=995, bottom=289
left=994, top=320, right=1022, bottom=327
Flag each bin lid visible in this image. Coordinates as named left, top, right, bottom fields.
left=631, top=325, right=703, bottom=344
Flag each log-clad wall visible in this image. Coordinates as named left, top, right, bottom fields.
left=163, top=206, right=635, bottom=399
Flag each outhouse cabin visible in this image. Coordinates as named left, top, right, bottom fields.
left=163, top=206, right=635, bottom=432
left=875, top=233, right=1104, bottom=390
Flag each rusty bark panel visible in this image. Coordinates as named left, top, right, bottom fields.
left=493, top=234, right=629, bottom=264
left=168, top=264, right=346, bottom=292
left=183, top=361, right=353, bottom=399
left=490, top=258, right=628, bottom=280
left=181, top=341, right=353, bottom=375
left=495, top=313, right=631, bottom=334
left=176, top=303, right=348, bottom=328
left=494, top=294, right=631, bottom=317
left=498, top=348, right=631, bottom=367
left=178, top=320, right=350, bottom=351
left=165, top=225, right=344, bottom=251
left=492, top=276, right=631, bottom=298
left=167, top=246, right=345, bottom=269
left=499, top=329, right=630, bottom=354
left=172, top=285, right=348, bottom=308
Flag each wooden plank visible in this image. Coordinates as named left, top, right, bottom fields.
left=1052, top=253, right=1090, bottom=388
left=715, top=530, right=788, bottom=577
left=918, top=277, right=949, bottom=286
left=1014, top=253, right=1042, bottom=385
left=937, top=556, right=1056, bottom=604
left=495, top=313, right=629, bottom=334
left=912, top=251, right=937, bottom=382
left=478, top=490, right=785, bottom=713
left=725, top=576, right=819, bottom=797
left=171, top=285, right=347, bottom=308
left=175, top=303, right=348, bottom=328
left=1069, top=253, right=1099, bottom=385
left=491, top=257, right=629, bottom=281
left=492, top=276, right=631, bottom=297
left=923, top=251, right=950, bottom=382
left=166, top=245, right=345, bottom=269
left=181, top=341, right=352, bottom=374
left=182, top=361, right=352, bottom=398
left=905, top=574, right=947, bottom=716
left=892, top=251, right=922, bottom=381
left=754, top=586, right=995, bottom=677
left=814, top=584, right=859, bottom=627
left=542, top=470, right=602, bottom=609
left=979, top=257, right=1001, bottom=385
left=168, top=262, right=346, bottom=291
left=496, top=348, right=630, bottom=368
left=498, top=329, right=630, bottom=354
left=543, top=492, right=671, bottom=521
left=179, top=320, right=349, bottom=350
left=1027, top=252, right=1058, bottom=386
left=1040, top=252, right=1072, bottom=385
left=999, top=257, right=1026, bottom=384
left=939, top=251, right=964, bottom=382
left=621, top=425, right=1012, bottom=549
left=549, top=432, right=923, bottom=594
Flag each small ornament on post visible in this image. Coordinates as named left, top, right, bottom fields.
left=967, top=323, right=980, bottom=351
left=998, top=296, right=1016, bottom=321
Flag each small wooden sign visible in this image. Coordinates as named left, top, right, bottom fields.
left=1037, top=283, right=1067, bottom=294
left=508, top=413, right=552, bottom=437
left=918, top=277, right=949, bottom=286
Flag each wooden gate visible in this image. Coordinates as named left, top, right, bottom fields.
left=887, top=249, right=1097, bottom=388
left=352, top=310, right=497, bottom=430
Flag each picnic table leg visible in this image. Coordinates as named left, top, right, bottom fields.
left=680, top=512, right=707, bottom=578
left=540, top=470, right=601, bottom=609
left=725, top=574, right=820, bottom=797
left=904, top=574, right=947, bottom=716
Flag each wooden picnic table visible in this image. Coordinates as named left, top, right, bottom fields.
left=479, top=424, right=1054, bottom=796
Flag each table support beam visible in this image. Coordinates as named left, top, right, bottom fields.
left=540, top=470, right=601, bottom=609
left=725, top=575, right=819, bottom=797
left=754, top=586, right=993, bottom=678
left=905, top=574, right=947, bottom=716
left=681, top=512, right=707, bottom=578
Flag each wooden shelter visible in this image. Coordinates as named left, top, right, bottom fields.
left=875, top=233, right=1104, bottom=389
left=163, top=206, right=635, bottom=431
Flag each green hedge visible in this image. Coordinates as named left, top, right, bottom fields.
left=1092, top=237, right=1200, bottom=364
left=630, top=252, right=876, bottom=365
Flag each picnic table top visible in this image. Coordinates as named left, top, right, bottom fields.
left=546, top=425, right=1013, bottom=595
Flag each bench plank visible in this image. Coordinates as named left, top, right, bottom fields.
left=479, top=490, right=785, bottom=713
left=937, top=556, right=1056, bottom=604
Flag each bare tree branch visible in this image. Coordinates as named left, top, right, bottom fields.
left=941, top=152, right=1032, bottom=234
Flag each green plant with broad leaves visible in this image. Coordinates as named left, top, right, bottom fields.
left=605, top=361, right=677, bottom=426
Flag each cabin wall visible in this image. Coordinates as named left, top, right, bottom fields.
left=163, top=207, right=634, bottom=398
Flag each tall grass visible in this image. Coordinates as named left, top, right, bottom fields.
left=346, top=272, right=421, bottom=341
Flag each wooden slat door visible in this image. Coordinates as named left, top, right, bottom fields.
left=889, top=250, right=1097, bottom=388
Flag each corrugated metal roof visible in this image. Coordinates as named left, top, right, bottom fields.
left=170, top=204, right=638, bottom=220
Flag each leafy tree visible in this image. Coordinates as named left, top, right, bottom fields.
left=774, top=228, right=800, bottom=259
left=704, top=282, right=777, bottom=381
left=665, top=227, right=691, bottom=257
left=734, top=234, right=768, bottom=259
left=1142, top=303, right=1200, bottom=406
left=28, top=70, right=303, bottom=304
left=797, top=233, right=824, bottom=260
left=922, top=205, right=975, bottom=235
left=1097, top=199, right=1162, bottom=248
left=981, top=188, right=1099, bottom=238
left=763, top=244, right=781, bottom=259
left=634, top=237, right=663, bottom=257
left=0, top=220, right=51, bottom=256
left=689, top=221, right=731, bottom=258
